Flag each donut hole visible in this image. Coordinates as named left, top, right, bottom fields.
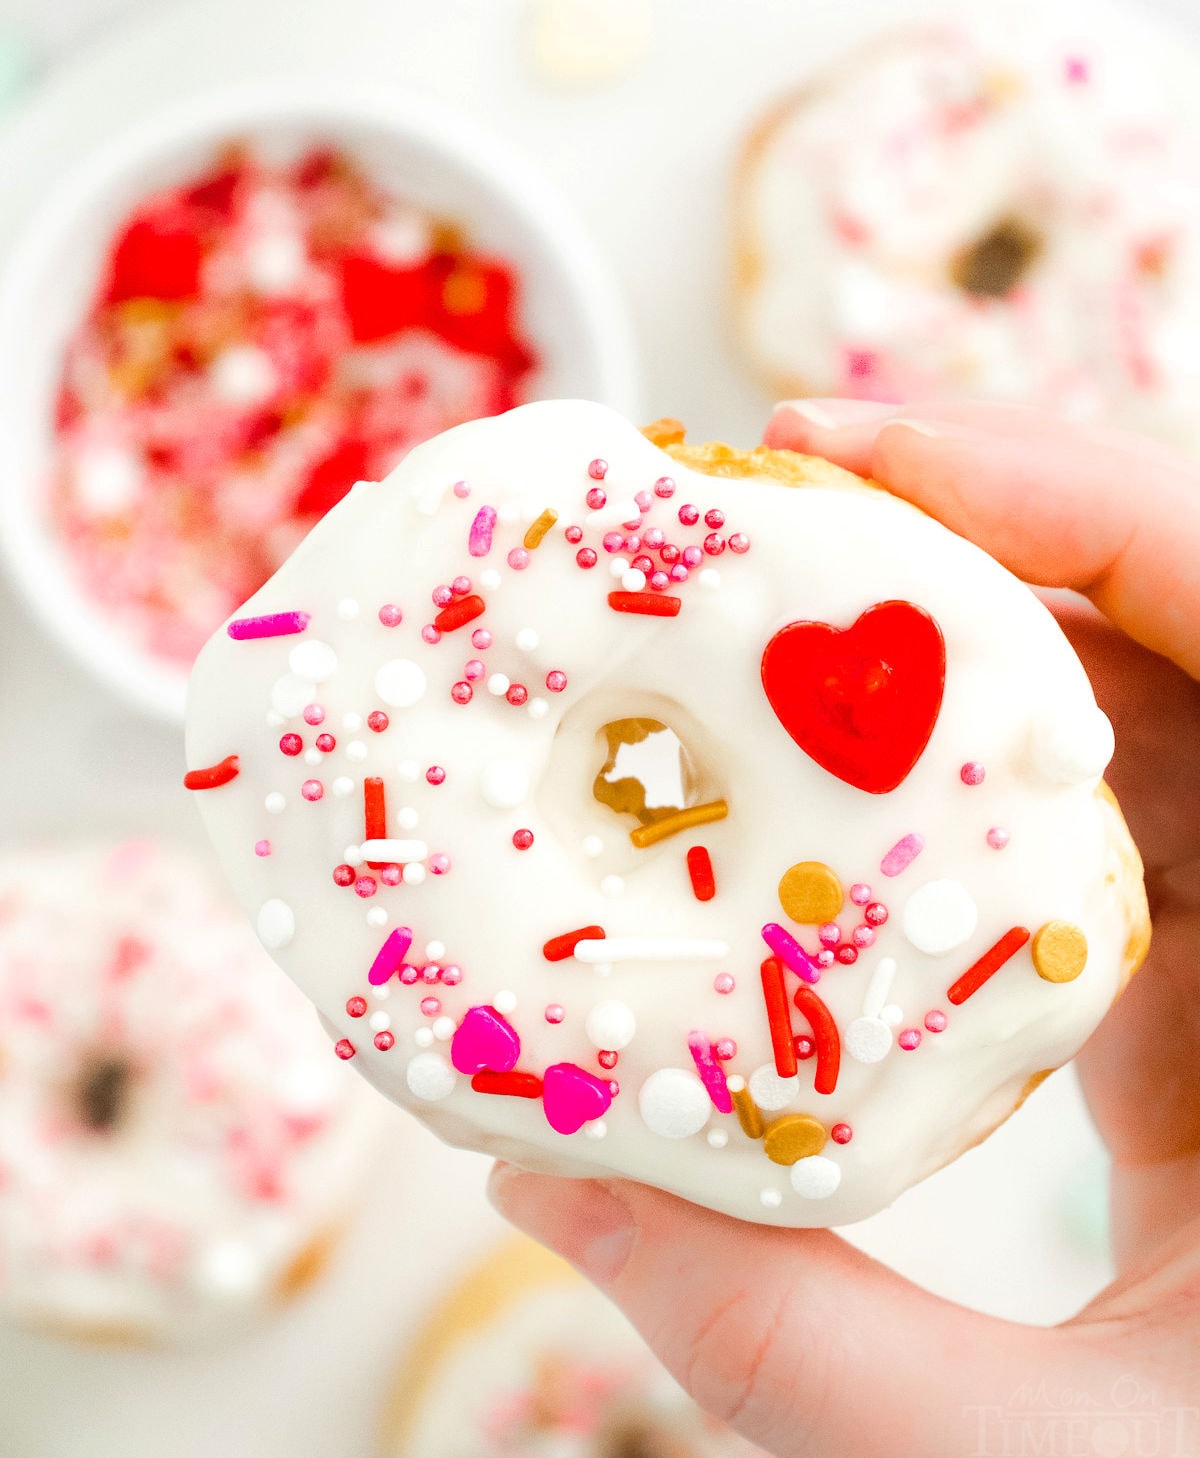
left=593, top=717, right=700, bottom=826
left=950, top=215, right=1043, bottom=298
left=73, top=1053, right=135, bottom=1134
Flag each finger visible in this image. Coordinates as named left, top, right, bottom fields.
left=489, top=1165, right=1106, bottom=1458
left=764, top=399, right=1200, bottom=680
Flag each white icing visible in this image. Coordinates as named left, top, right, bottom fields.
left=480, top=760, right=531, bottom=810
left=270, top=673, right=315, bottom=718
left=902, top=879, right=979, bottom=955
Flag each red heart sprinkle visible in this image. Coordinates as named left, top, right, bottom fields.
left=761, top=600, right=945, bottom=794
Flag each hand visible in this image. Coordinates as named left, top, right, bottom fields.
left=489, top=400, right=1200, bottom=1457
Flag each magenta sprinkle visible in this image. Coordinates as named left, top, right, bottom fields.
left=468, top=505, right=497, bottom=557
left=421, top=964, right=440, bottom=984
left=602, top=532, right=624, bottom=554
left=669, top=564, right=688, bottom=584
left=634, top=491, right=653, bottom=512
left=585, top=487, right=607, bottom=510
left=816, top=948, right=835, bottom=968
left=687, top=1030, right=733, bottom=1114
left=507, top=547, right=530, bottom=571
left=399, top=965, right=420, bottom=985
left=367, top=926, right=414, bottom=986
left=588, top=458, right=608, bottom=480
left=430, top=853, right=451, bottom=875
left=987, top=827, right=1010, bottom=850
left=452, top=575, right=471, bottom=595
left=714, top=973, right=735, bottom=995
left=432, top=584, right=454, bottom=608
left=678, top=504, right=699, bottom=527
left=440, top=965, right=462, bottom=986
left=960, top=762, right=986, bottom=786
left=654, top=476, right=675, bottom=498
left=254, top=840, right=271, bottom=857
left=714, top=1037, right=736, bottom=1061
left=729, top=533, right=750, bottom=554
left=421, top=624, right=442, bottom=645
left=453, top=479, right=471, bottom=498
left=545, top=670, right=567, bottom=693
left=301, top=779, right=323, bottom=801
left=649, top=571, right=670, bottom=592
left=643, top=527, right=665, bottom=550
left=303, top=704, right=325, bottom=725
left=426, top=765, right=446, bottom=785
left=228, top=610, right=310, bottom=640
left=898, top=1029, right=922, bottom=1051
left=818, top=922, right=840, bottom=949
left=852, top=924, right=875, bottom=949
left=850, top=882, right=871, bottom=905
left=880, top=832, right=925, bottom=877
left=924, top=1009, right=948, bottom=1033
left=682, top=545, right=703, bottom=568
left=420, top=997, right=441, bottom=1017
left=464, top=659, right=485, bottom=681
left=380, top=866, right=401, bottom=886
left=545, top=1003, right=565, bottom=1024
left=378, top=604, right=402, bottom=627
left=865, top=902, right=889, bottom=926
left=761, top=923, right=821, bottom=983
left=471, top=628, right=492, bottom=650
left=355, top=877, right=377, bottom=898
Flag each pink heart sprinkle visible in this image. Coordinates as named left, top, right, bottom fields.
left=542, top=1062, right=614, bottom=1135
left=451, top=1005, right=520, bottom=1075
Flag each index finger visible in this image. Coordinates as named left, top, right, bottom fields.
left=764, top=399, right=1200, bottom=681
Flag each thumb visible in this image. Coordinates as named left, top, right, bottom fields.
left=488, top=1165, right=1092, bottom=1458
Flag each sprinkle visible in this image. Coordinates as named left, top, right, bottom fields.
left=831, top=1123, right=853, bottom=1144
left=368, top=926, right=414, bottom=985
left=374, top=1031, right=395, bottom=1051
left=363, top=778, right=387, bottom=864
left=630, top=799, right=728, bottom=849
left=574, top=937, right=728, bottom=963
left=1031, top=921, right=1088, bottom=983
left=360, top=839, right=428, bottom=863
left=763, top=1113, right=827, bottom=1166
left=183, top=754, right=240, bottom=790
left=760, top=923, right=821, bottom=984
left=378, top=604, right=402, bottom=627
left=346, top=997, right=367, bottom=1017
left=686, top=845, right=716, bottom=901
left=468, top=506, right=497, bottom=556
left=960, top=762, right=986, bottom=786
left=506, top=548, right=530, bottom=571
left=790, top=1155, right=841, bottom=1199
left=850, top=882, right=871, bottom=905
left=792, top=985, right=841, bottom=1094
left=301, top=779, right=323, bottom=801
left=946, top=926, right=1031, bottom=1005
left=903, top=879, right=978, bottom=955
left=862, top=957, right=897, bottom=1019
left=543, top=926, right=605, bottom=962
left=687, top=1030, right=733, bottom=1114
left=714, top=972, right=735, bottom=994
left=523, top=509, right=558, bottom=549
left=545, top=1004, right=565, bottom=1023
left=334, top=1039, right=356, bottom=1060
left=638, top=1067, right=710, bottom=1138
left=487, top=673, right=510, bottom=696
left=925, top=1009, right=948, bottom=1032
left=471, top=1070, right=543, bottom=1098
left=406, top=1052, right=457, bottom=1100
left=586, top=1000, right=637, bottom=1049
left=255, top=840, right=271, bottom=857
left=257, top=899, right=295, bottom=949
left=480, top=759, right=530, bottom=810
left=608, top=591, right=681, bottom=618
left=375, top=658, right=426, bottom=707
left=881, top=832, right=925, bottom=877
left=512, top=829, right=535, bottom=850
left=433, top=595, right=486, bottom=633
left=228, top=610, right=310, bottom=640
left=748, top=1064, right=799, bottom=1110
left=726, top=1074, right=765, bottom=1138
left=898, top=1028, right=922, bottom=1051
left=777, top=861, right=843, bottom=925
left=760, top=957, right=798, bottom=1078
left=987, top=827, right=1010, bottom=849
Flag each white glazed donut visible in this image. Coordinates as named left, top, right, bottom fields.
left=186, top=400, right=1148, bottom=1227
left=735, top=16, right=1200, bottom=452
left=0, top=840, right=382, bottom=1344
left=380, top=1234, right=770, bottom=1457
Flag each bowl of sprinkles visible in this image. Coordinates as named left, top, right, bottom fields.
left=0, top=79, right=637, bottom=721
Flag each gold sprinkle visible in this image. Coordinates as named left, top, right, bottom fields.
left=727, top=1076, right=765, bottom=1140
left=1032, top=921, right=1088, bottom=983
left=640, top=417, right=687, bottom=448
left=778, top=861, right=843, bottom=925
left=763, top=1114, right=827, bottom=1167
left=630, top=799, right=728, bottom=849
left=523, top=509, right=559, bottom=550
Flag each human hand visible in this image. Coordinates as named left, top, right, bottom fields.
left=489, top=400, right=1200, bottom=1457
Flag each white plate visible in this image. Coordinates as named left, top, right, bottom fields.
left=0, top=0, right=1168, bottom=1452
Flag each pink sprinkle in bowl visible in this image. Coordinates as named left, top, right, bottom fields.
left=0, top=78, right=639, bottom=722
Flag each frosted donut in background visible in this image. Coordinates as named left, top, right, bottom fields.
left=0, top=840, right=384, bottom=1345
left=186, top=400, right=1148, bottom=1227
left=380, top=1234, right=771, bottom=1457
left=734, top=12, right=1200, bottom=453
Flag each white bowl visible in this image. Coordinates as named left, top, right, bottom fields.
left=0, top=79, right=639, bottom=723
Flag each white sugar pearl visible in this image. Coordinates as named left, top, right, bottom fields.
left=760, top=1188, right=783, bottom=1209
left=413, top=1027, right=434, bottom=1047
left=336, top=598, right=359, bottom=620
left=343, top=711, right=363, bottom=732
left=480, top=569, right=502, bottom=590
left=403, top=863, right=426, bottom=885
left=304, top=748, right=321, bottom=766
left=903, top=880, right=978, bottom=955
left=638, top=1068, right=710, bottom=1138
left=698, top=568, right=721, bottom=589
left=266, top=711, right=285, bottom=728
left=368, top=1012, right=391, bottom=1032
left=748, top=1065, right=799, bottom=1111
left=366, top=907, right=388, bottom=928
left=493, top=990, right=518, bottom=1015
left=621, top=568, right=647, bottom=591
left=345, top=845, right=364, bottom=866
left=375, top=659, right=426, bottom=708
left=397, top=806, right=419, bottom=831
left=585, top=1000, right=636, bottom=1050
left=288, top=640, right=337, bottom=682
left=845, top=1016, right=892, bottom=1064
left=432, top=1017, right=455, bottom=1041
left=405, top=1053, right=456, bottom=1101
left=397, top=760, right=420, bottom=782
left=256, top=899, right=294, bottom=950
left=480, top=759, right=529, bottom=809
left=515, top=627, right=540, bottom=651
left=332, top=777, right=353, bottom=797
left=584, top=1120, right=608, bottom=1140
left=528, top=698, right=550, bottom=719
left=790, top=1156, right=842, bottom=1199
left=346, top=740, right=368, bottom=762
left=600, top=874, right=624, bottom=897
left=1029, top=703, right=1114, bottom=784
left=707, top=1128, right=729, bottom=1149
left=265, top=792, right=286, bottom=815
left=609, top=557, right=630, bottom=578
left=487, top=673, right=511, bottom=696
left=582, top=836, right=604, bottom=857
left=425, top=940, right=446, bottom=961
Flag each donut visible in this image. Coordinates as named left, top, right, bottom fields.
left=381, top=1234, right=770, bottom=1457
left=733, top=18, right=1200, bottom=451
left=0, top=840, right=383, bottom=1344
left=186, top=399, right=1149, bottom=1227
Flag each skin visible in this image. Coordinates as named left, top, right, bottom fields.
left=489, top=400, right=1200, bottom=1457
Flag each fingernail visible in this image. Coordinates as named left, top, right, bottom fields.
left=773, top=397, right=898, bottom=430
left=488, top=1164, right=638, bottom=1287
left=889, top=417, right=945, bottom=438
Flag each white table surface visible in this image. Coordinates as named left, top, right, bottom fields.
left=0, top=0, right=1183, bottom=1452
